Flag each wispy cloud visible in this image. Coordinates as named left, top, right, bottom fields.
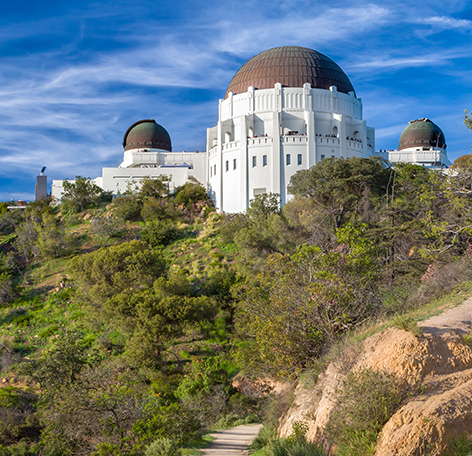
left=414, top=15, right=472, bottom=31
left=0, top=0, right=471, bottom=200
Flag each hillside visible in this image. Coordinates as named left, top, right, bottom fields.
left=2, top=158, right=472, bottom=455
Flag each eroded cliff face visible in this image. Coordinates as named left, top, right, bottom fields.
left=278, top=326, right=472, bottom=455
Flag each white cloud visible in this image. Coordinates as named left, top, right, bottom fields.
left=415, top=15, right=472, bottom=30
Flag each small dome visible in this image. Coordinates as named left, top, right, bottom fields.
left=225, top=46, right=355, bottom=98
left=399, top=118, right=446, bottom=151
left=123, top=119, right=172, bottom=152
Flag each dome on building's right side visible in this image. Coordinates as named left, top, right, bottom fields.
left=399, top=118, right=446, bottom=151
left=225, top=46, right=355, bottom=98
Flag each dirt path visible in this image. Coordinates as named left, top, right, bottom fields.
left=419, top=295, right=472, bottom=335
left=203, top=424, right=263, bottom=456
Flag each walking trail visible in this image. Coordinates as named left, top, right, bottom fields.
left=203, top=423, right=263, bottom=456
left=418, top=295, right=472, bottom=335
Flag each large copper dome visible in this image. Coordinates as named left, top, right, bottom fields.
left=399, top=118, right=446, bottom=151
left=123, top=119, right=172, bottom=152
left=225, top=46, right=355, bottom=98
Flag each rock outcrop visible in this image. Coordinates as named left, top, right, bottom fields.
left=278, top=299, right=472, bottom=455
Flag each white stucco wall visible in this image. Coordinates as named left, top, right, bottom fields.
left=207, top=83, right=375, bottom=212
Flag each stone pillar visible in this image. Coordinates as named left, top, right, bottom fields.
left=304, top=84, right=315, bottom=169
left=240, top=115, right=249, bottom=211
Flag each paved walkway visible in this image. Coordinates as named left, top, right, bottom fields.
left=203, top=423, right=263, bottom=456
left=419, top=296, right=472, bottom=335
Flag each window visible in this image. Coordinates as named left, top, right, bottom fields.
left=263, top=155, right=267, bottom=166
left=286, top=154, right=291, bottom=165
left=252, top=156, right=257, bottom=167
left=297, top=154, right=302, bottom=165
left=226, top=160, right=229, bottom=172
left=233, top=159, right=237, bottom=170
left=213, top=164, right=216, bottom=175
left=210, top=166, right=212, bottom=177
left=321, top=154, right=325, bottom=159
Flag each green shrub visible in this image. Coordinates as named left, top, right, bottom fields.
left=140, top=221, right=180, bottom=247
left=141, top=198, right=181, bottom=221
left=174, top=183, right=208, bottom=209
left=112, top=195, right=143, bottom=221
left=145, top=438, right=182, bottom=456
left=270, top=438, right=326, bottom=456
left=250, top=426, right=277, bottom=452
left=327, top=369, right=408, bottom=456
left=391, top=314, right=423, bottom=337
left=90, top=216, right=125, bottom=239
left=450, top=433, right=472, bottom=456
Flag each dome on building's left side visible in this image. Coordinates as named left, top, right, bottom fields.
left=123, top=119, right=172, bottom=152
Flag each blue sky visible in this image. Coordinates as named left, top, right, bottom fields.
left=1, top=0, right=471, bottom=200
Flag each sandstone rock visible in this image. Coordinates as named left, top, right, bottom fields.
left=278, top=299, right=472, bottom=456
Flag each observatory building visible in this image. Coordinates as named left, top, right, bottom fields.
left=52, top=46, right=453, bottom=210
left=206, top=46, right=375, bottom=213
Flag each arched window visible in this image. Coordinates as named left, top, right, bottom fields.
left=333, top=126, right=338, bottom=137
left=248, top=127, right=254, bottom=138
left=225, top=131, right=232, bottom=143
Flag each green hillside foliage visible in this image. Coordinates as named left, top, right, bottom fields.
left=2, top=153, right=472, bottom=454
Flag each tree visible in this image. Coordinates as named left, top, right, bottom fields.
left=235, top=227, right=381, bottom=377
left=69, top=241, right=167, bottom=306
left=138, top=176, right=170, bottom=200
left=35, top=213, right=77, bottom=259
left=174, top=182, right=209, bottom=209
left=288, top=157, right=389, bottom=229
left=233, top=193, right=282, bottom=257
left=452, top=153, right=472, bottom=170
left=61, top=176, right=104, bottom=213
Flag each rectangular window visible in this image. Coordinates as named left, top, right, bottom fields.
left=214, top=164, right=216, bottom=175
left=263, top=155, right=267, bottom=166
left=286, top=154, right=291, bottom=165
left=297, top=154, right=302, bottom=165
left=233, top=159, right=237, bottom=170
left=226, top=160, right=229, bottom=172
left=252, top=156, right=257, bottom=167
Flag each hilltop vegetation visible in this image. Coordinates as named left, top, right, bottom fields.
left=1, top=156, right=472, bottom=455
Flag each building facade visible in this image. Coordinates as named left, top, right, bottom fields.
left=52, top=46, right=453, bottom=210
left=207, top=46, right=375, bottom=213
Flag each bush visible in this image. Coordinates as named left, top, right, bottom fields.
left=251, top=426, right=277, bottom=452
left=391, top=314, right=422, bottom=337
left=141, top=198, right=181, bottom=221
left=0, top=273, right=17, bottom=305
left=327, top=369, right=408, bottom=456
left=174, top=182, right=208, bottom=209
left=112, top=195, right=143, bottom=221
left=145, top=437, right=181, bottom=456
left=140, top=221, right=180, bottom=247
left=271, top=439, right=326, bottom=456
left=90, top=215, right=125, bottom=239
left=449, top=433, right=472, bottom=456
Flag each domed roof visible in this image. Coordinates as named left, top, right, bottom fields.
left=399, top=118, right=446, bottom=151
left=123, top=119, right=172, bottom=152
left=225, top=46, right=355, bottom=98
